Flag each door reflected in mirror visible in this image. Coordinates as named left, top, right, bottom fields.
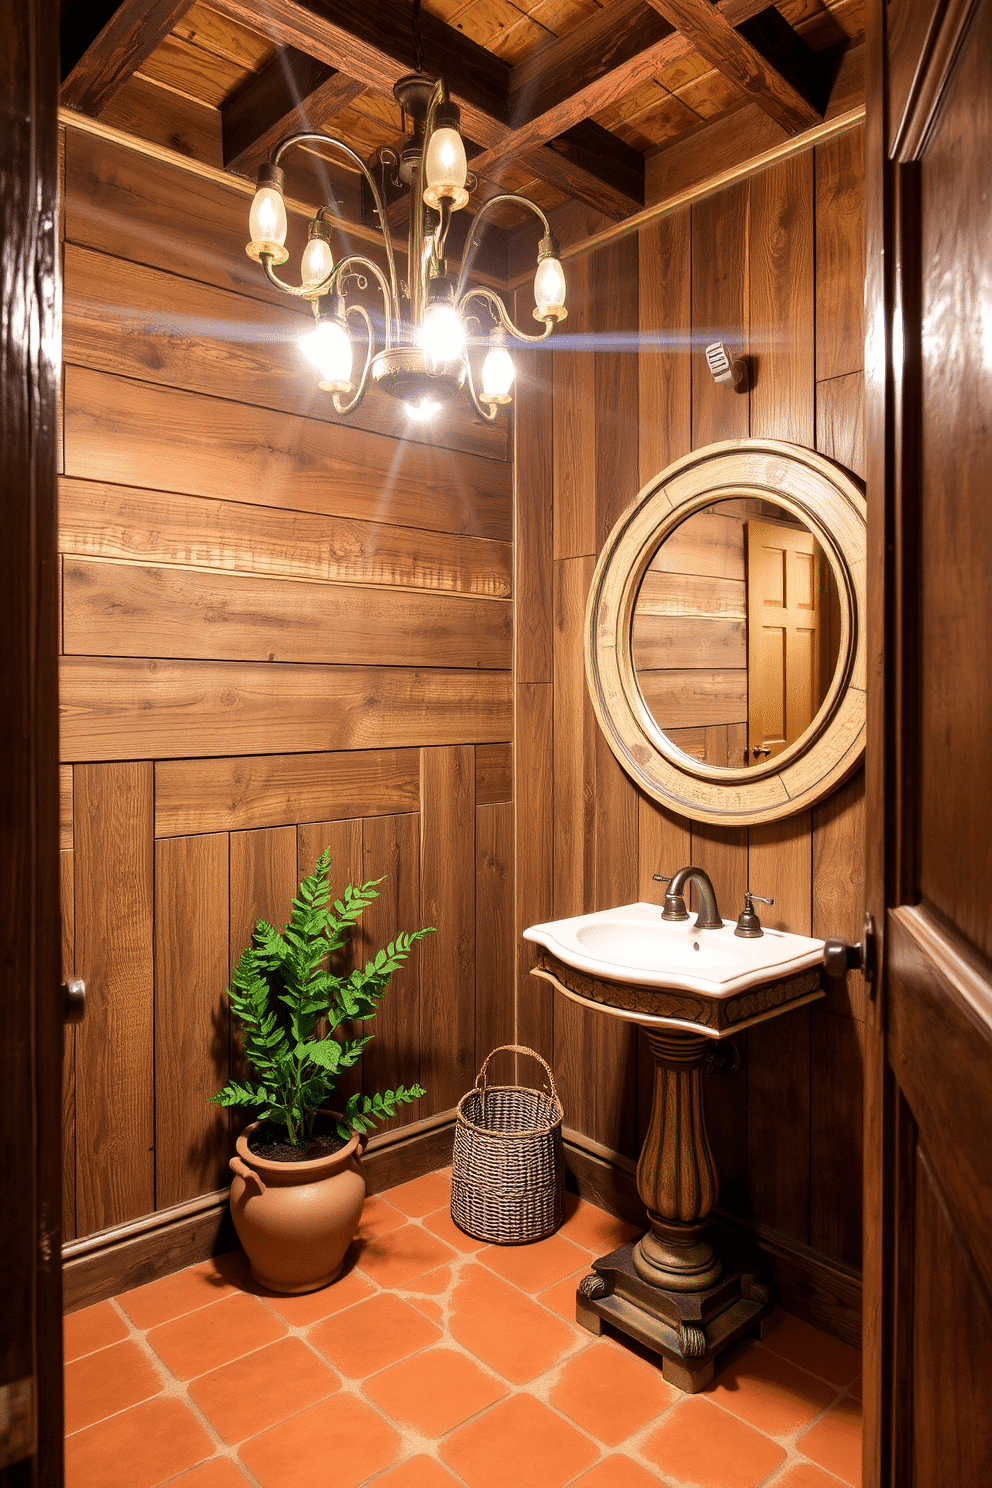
left=631, top=497, right=842, bottom=771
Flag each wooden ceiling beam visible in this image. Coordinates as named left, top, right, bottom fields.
left=644, top=0, right=824, bottom=135
left=210, top=0, right=643, bottom=217
left=222, top=47, right=365, bottom=177
left=471, top=0, right=780, bottom=179
left=60, top=0, right=197, bottom=115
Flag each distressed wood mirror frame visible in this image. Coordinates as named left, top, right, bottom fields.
left=585, top=440, right=867, bottom=826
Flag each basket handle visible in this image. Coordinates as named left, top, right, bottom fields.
left=475, top=1044, right=560, bottom=1108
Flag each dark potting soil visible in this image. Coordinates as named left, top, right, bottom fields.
left=247, top=1119, right=348, bottom=1163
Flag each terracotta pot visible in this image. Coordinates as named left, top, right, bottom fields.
left=228, top=1114, right=366, bottom=1294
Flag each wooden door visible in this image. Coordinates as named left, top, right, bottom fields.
left=745, top=520, right=830, bottom=762
left=0, top=0, right=64, bottom=1482
left=864, top=0, right=992, bottom=1482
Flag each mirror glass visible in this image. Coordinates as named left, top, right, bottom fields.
left=630, top=497, right=842, bottom=772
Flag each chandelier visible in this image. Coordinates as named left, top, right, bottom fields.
left=245, top=74, right=567, bottom=423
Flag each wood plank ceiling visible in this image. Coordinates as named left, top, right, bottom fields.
left=59, top=0, right=864, bottom=270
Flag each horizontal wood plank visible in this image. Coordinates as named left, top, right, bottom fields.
left=638, top=667, right=748, bottom=728
left=59, top=478, right=511, bottom=600
left=63, top=242, right=509, bottom=462
left=60, top=656, right=512, bottom=761
left=63, top=559, right=512, bottom=670
left=632, top=615, right=747, bottom=671
left=156, top=749, right=419, bottom=837
left=475, top=742, right=513, bottom=804
left=649, top=512, right=746, bottom=579
left=635, top=570, right=746, bottom=618
left=63, top=367, right=512, bottom=541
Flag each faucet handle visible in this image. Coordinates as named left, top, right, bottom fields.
left=652, top=873, right=672, bottom=883
left=734, top=890, right=774, bottom=939
left=652, top=873, right=689, bottom=921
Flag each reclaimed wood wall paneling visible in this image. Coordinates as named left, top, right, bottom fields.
left=61, top=129, right=515, bottom=1241
left=515, top=127, right=867, bottom=1269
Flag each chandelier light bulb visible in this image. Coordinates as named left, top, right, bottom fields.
left=424, top=126, right=469, bottom=210
left=247, top=183, right=289, bottom=263
left=301, top=318, right=353, bottom=392
left=405, top=396, right=442, bottom=422
left=420, top=302, right=466, bottom=371
left=481, top=335, right=515, bottom=404
left=534, top=255, right=567, bottom=319
left=301, top=234, right=333, bottom=292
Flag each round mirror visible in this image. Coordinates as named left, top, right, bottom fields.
left=631, top=497, right=843, bottom=773
left=586, top=441, right=866, bottom=826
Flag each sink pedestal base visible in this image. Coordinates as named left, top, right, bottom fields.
left=576, top=1243, right=776, bottom=1393
left=574, top=1025, right=775, bottom=1391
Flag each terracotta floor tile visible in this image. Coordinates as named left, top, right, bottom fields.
left=425, top=1206, right=487, bottom=1253
left=798, top=1398, right=863, bottom=1486
left=477, top=1233, right=591, bottom=1293
left=168, top=1459, right=254, bottom=1487
left=549, top=1339, right=676, bottom=1445
left=63, top=1300, right=129, bottom=1362
left=558, top=1195, right=641, bottom=1256
left=763, top=1315, right=862, bottom=1388
left=567, top=1457, right=670, bottom=1488
left=369, top=1457, right=465, bottom=1488
left=771, top=1466, right=854, bottom=1488
left=536, top=1268, right=595, bottom=1325
left=706, top=1342, right=838, bottom=1436
left=64, top=1395, right=214, bottom=1488
left=384, top=1168, right=453, bottom=1217
left=188, top=1336, right=339, bottom=1444
left=355, top=1220, right=457, bottom=1286
left=309, top=1290, right=442, bottom=1378
left=403, top=1265, right=454, bottom=1296
left=258, top=1265, right=375, bottom=1326
left=356, top=1193, right=406, bottom=1240
left=365, top=1345, right=507, bottom=1434
left=440, top=1392, right=599, bottom=1488
left=64, top=1338, right=163, bottom=1434
left=238, top=1392, right=400, bottom=1488
left=447, top=1264, right=580, bottom=1384
left=147, top=1292, right=286, bottom=1380
left=642, top=1396, right=786, bottom=1488
left=116, top=1255, right=247, bottom=1330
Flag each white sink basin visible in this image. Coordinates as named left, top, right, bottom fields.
left=524, top=902, right=824, bottom=997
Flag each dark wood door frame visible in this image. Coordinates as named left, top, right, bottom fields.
left=864, top=0, right=992, bottom=1482
left=0, top=0, right=65, bottom=1482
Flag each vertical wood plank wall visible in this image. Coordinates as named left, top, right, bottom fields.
left=59, top=127, right=515, bottom=1242
left=515, top=127, right=868, bottom=1272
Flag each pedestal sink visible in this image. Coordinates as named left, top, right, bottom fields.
left=523, top=902, right=826, bottom=1391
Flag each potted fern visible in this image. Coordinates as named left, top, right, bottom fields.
left=213, top=847, right=432, bottom=1294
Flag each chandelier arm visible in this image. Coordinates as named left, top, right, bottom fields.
left=331, top=304, right=375, bottom=416
left=458, top=286, right=555, bottom=344
left=411, top=79, right=447, bottom=323
left=330, top=254, right=395, bottom=347
left=269, top=132, right=401, bottom=310
left=454, top=195, right=552, bottom=303
left=463, top=350, right=500, bottom=422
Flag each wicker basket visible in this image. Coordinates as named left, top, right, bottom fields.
left=450, top=1044, right=564, bottom=1244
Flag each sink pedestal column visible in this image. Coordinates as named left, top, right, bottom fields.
left=632, top=1030, right=721, bottom=1292
left=575, top=1025, right=775, bottom=1393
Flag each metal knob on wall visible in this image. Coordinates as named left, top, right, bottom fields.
left=823, top=912, right=877, bottom=996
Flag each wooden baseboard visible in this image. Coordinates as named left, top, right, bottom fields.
left=63, top=1111, right=456, bottom=1313
left=561, top=1127, right=863, bottom=1351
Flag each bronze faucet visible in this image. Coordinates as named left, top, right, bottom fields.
left=652, top=866, right=724, bottom=930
